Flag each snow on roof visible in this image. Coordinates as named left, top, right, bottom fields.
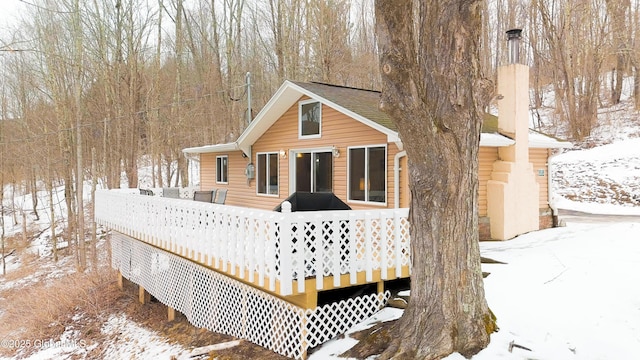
left=529, top=130, right=573, bottom=148
left=480, top=133, right=515, bottom=147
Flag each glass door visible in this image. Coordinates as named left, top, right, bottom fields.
left=294, top=151, right=333, bottom=193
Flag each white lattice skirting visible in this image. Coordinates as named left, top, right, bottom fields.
left=111, top=232, right=390, bottom=359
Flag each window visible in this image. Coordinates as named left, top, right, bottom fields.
left=348, top=146, right=386, bottom=203
left=216, top=156, right=228, bottom=184
left=257, top=152, right=278, bottom=195
left=299, top=100, right=321, bottom=138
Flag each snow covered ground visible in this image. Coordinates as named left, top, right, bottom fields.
left=553, top=138, right=640, bottom=207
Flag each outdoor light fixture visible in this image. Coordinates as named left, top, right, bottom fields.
left=332, top=145, right=340, bottom=158
left=279, top=149, right=287, bottom=159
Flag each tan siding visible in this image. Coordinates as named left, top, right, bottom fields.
left=479, top=147, right=499, bottom=217
left=253, top=99, right=394, bottom=210
left=200, top=153, right=216, bottom=190
left=529, top=148, right=550, bottom=208
left=198, top=97, right=401, bottom=211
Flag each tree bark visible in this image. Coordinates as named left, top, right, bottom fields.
left=373, top=1, right=495, bottom=358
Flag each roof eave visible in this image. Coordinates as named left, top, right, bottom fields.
left=182, top=142, right=239, bottom=154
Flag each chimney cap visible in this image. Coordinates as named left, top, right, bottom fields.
left=506, top=28, right=523, bottom=40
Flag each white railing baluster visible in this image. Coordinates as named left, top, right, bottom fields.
left=294, top=214, right=305, bottom=293
left=279, top=202, right=293, bottom=295
left=267, top=213, right=277, bottom=292
left=257, top=213, right=266, bottom=287
left=332, top=212, right=342, bottom=287
left=314, top=215, right=323, bottom=290
left=364, top=212, right=373, bottom=282
left=380, top=211, right=389, bottom=280
left=349, top=212, right=358, bottom=285
left=394, top=210, right=403, bottom=276
left=238, top=209, right=245, bottom=277
left=212, top=211, right=220, bottom=269
left=247, top=212, right=256, bottom=283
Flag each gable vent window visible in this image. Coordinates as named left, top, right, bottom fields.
left=299, top=100, right=321, bottom=138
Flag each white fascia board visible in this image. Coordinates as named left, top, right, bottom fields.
left=236, top=81, right=302, bottom=155
left=480, top=133, right=515, bottom=147
left=182, top=142, right=239, bottom=154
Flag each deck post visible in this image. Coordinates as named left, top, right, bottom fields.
left=168, top=306, right=176, bottom=321
left=138, top=285, right=150, bottom=304
left=117, top=270, right=124, bottom=289
left=280, top=201, right=293, bottom=295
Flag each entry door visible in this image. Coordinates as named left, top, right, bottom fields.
left=294, top=151, right=333, bottom=193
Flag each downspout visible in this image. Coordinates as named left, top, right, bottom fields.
left=547, top=149, right=561, bottom=226
left=394, top=151, right=407, bottom=208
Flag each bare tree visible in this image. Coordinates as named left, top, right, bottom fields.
left=536, top=0, right=606, bottom=140
left=606, top=0, right=631, bottom=105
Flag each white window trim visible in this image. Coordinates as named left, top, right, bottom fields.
left=256, top=152, right=279, bottom=197
left=347, top=144, right=388, bottom=206
left=216, top=155, right=229, bottom=184
left=298, top=99, right=322, bottom=139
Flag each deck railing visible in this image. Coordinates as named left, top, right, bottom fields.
left=95, top=189, right=411, bottom=296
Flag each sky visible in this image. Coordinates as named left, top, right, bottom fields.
left=0, top=0, right=22, bottom=24
left=0, top=0, right=24, bottom=47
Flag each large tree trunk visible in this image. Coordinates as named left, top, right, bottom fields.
left=373, top=1, right=495, bottom=359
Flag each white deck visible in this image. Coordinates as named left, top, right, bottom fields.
left=95, top=189, right=411, bottom=297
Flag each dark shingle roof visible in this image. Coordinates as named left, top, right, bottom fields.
left=292, top=81, right=497, bottom=134
left=291, top=82, right=397, bottom=131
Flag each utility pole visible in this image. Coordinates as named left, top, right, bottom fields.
left=246, top=72, right=252, bottom=125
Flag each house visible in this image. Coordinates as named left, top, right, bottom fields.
left=183, top=68, right=570, bottom=242
left=96, top=32, right=570, bottom=359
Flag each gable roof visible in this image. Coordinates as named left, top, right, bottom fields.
left=183, top=81, right=570, bottom=155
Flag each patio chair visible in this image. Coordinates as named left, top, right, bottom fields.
left=214, top=189, right=227, bottom=204
left=193, top=190, right=213, bottom=202
left=163, top=187, right=180, bottom=199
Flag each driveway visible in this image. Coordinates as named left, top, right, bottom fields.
left=557, top=208, right=640, bottom=224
